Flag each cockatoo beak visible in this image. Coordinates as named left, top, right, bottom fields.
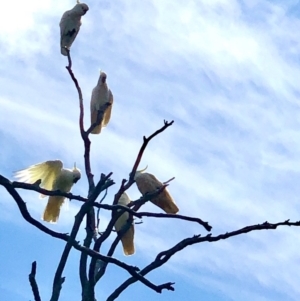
left=73, top=177, right=80, bottom=183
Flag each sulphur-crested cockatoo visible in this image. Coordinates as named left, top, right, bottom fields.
left=114, top=192, right=135, bottom=256
left=90, top=71, right=114, bottom=134
left=60, top=2, right=89, bottom=56
left=134, top=167, right=179, bottom=214
left=14, top=160, right=81, bottom=223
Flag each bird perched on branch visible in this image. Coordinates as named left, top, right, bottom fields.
left=114, top=192, right=135, bottom=256
left=14, top=160, right=81, bottom=223
left=90, top=71, right=114, bottom=134
left=134, top=167, right=179, bottom=214
left=60, top=1, right=89, bottom=56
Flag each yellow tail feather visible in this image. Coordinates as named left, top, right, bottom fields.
left=120, top=227, right=135, bottom=256
left=42, top=196, right=65, bottom=223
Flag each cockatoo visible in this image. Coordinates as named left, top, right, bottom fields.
left=90, top=71, right=114, bottom=134
left=14, top=160, right=81, bottom=223
left=59, top=2, right=89, bottom=56
left=134, top=167, right=179, bottom=214
left=114, top=192, right=135, bottom=256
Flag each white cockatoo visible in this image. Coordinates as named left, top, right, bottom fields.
left=114, top=192, right=135, bottom=256
left=90, top=71, right=114, bottom=134
left=59, top=1, right=89, bottom=56
left=14, top=160, right=81, bottom=223
left=134, top=167, right=179, bottom=214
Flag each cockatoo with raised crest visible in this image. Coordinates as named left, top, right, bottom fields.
left=114, top=192, right=135, bottom=256
left=60, top=1, right=89, bottom=56
left=134, top=167, right=179, bottom=214
left=90, top=71, right=114, bottom=134
left=14, top=160, right=81, bottom=223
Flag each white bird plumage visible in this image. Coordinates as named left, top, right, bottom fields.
left=14, top=160, right=81, bottom=223
left=59, top=2, right=89, bottom=56
left=134, top=167, right=179, bottom=214
left=90, top=71, right=114, bottom=134
left=114, top=192, right=135, bottom=256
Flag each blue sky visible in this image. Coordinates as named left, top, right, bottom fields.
left=1, top=0, right=300, bottom=300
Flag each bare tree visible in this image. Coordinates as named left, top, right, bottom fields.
left=1, top=14, right=300, bottom=301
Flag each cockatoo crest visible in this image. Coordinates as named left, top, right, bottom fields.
left=133, top=166, right=148, bottom=180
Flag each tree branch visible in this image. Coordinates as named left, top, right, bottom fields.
left=12, top=180, right=87, bottom=202
left=65, top=51, right=110, bottom=301
left=134, top=212, right=211, bottom=231
left=107, top=219, right=300, bottom=300
left=113, top=120, right=174, bottom=205
left=88, top=207, right=129, bottom=285
left=65, top=50, right=94, bottom=191
left=29, top=261, right=42, bottom=301
left=50, top=174, right=114, bottom=301
left=3, top=182, right=139, bottom=274
left=0, top=176, right=69, bottom=240
left=88, top=186, right=178, bottom=272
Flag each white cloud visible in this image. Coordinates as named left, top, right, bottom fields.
left=1, top=0, right=300, bottom=300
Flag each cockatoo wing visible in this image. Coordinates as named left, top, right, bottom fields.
left=135, top=173, right=179, bottom=214
left=90, top=87, right=112, bottom=134
left=114, top=211, right=135, bottom=256
left=60, top=12, right=81, bottom=55
left=42, top=167, right=79, bottom=223
left=114, top=193, right=135, bottom=255
left=102, top=90, right=114, bottom=127
left=14, top=160, right=63, bottom=198
left=90, top=87, right=102, bottom=134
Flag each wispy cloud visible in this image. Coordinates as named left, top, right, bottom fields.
left=1, top=0, right=300, bottom=300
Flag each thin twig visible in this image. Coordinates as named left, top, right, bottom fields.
left=29, top=261, right=42, bottom=301
left=113, top=120, right=174, bottom=205
left=163, top=177, right=175, bottom=185
left=134, top=212, right=211, bottom=231
left=97, top=188, right=108, bottom=229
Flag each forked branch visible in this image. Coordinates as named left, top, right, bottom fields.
left=106, top=219, right=300, bottom=300
left=113, top=120, right=174, bottom=205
